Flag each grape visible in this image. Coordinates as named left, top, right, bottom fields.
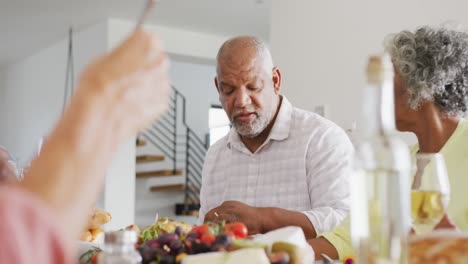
left=185, top=232, right=199, bottom=240
left=158, top=233, right=179, bottom=245
left=191, top=241, right=210, bottom=254
left=169, top=240, right=183, bottom=253
left=213, top=234, right=231, bottom=247
left=174, top=226, right=183, bottom=236
left=183, top=239, right=194, bottom=254
left=145, top=239, right=160, bottom=250
left=137, top=246, right=156, bottom=264
left=210, top=234, right=232, bottom=252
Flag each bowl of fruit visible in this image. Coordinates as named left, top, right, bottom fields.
left=81, top=218, right=313, bottom=264
left=138, top=221, right=253, bottom=263
left=138, top=222, right=313, bottom=264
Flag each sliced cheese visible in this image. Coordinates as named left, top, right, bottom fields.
left=182, top=248, right=270, bottom=264
left=254, top=227, right=307, bottom=249
left=254, top=226, right=315, bottom=263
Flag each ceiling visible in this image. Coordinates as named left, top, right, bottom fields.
left=0, top=0, right=271, bottom=67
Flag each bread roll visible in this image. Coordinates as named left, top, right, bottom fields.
left=87, top=209, right=112, bottom=229
left=80, top=231, right=93, bottom=242
left=410, top=236, right=468, bottom=263
left=90, top=228, right=105, bottom=243
left=125, top=224, right=140, bottom=234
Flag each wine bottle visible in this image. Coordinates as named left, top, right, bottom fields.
left=350, top=55, right=411, bottom=264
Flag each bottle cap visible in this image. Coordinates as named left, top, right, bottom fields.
left=367, top=54, right=393, bottom=84
left=105, top=230, right=138, bottom=244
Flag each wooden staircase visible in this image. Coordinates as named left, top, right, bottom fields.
left=136, top=138, right=184, bottom=192
left=136, top=154, right=165, bottom=163
left=136, top=136, right=200, bottom=216
left=135, top=87, right=205, bottom=217
left=150, top=184, right=185, bottom=192
left=136, top=169, right=183, bottom=178
left=136, top=138, right=147, bottom=147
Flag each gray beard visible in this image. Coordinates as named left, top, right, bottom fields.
left=232, top=97, right=280, bottom=139
left=233, top=114, right=269, bottom=138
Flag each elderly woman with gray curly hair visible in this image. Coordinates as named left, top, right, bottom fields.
left=309, top=25, right=468, bottom=260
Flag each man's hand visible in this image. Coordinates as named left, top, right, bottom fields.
left=204, top=201, right=317, bottom=238
left=75, top=30, right=171, bottom=140
left=204, top=201, right=263, bottom=235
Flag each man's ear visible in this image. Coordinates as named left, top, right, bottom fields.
left=214, top=77, right=220, bottom=93
left=272, top=67, right=282, bottom=94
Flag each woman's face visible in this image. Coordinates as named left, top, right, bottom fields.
left=394, top=67, right=418, bottom=131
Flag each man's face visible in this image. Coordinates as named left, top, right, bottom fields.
left=215, top=57, right=280, bottom=138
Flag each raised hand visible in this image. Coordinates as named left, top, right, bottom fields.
left=74, top=30, right=171, bottom=139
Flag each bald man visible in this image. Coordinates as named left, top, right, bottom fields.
left=199, top=36, right=354, bottom=238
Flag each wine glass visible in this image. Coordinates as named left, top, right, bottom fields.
left=411, top=153, right=450, bottom=235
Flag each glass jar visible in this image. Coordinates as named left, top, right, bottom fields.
left=98, top=230, right=142, bottom=264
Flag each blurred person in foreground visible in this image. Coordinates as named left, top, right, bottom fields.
left=0, top=29, right=170, bottom=263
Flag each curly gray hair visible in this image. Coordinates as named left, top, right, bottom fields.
left=384, top=26, right=468, bottom=116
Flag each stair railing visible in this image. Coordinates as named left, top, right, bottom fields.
left=141, top=86, right=208, bottom=214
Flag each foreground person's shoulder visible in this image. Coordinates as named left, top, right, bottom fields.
left=0, top=185, right=72, bottom=264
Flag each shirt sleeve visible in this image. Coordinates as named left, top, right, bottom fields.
left=198, top=186, right=207, bottom=225
left=0, top=185, right=72, bottom=264
left=319, top=216, right=354, bottom=259
left=302, top=125, right=354, bottom=234
left=198, top=144, right=216, bottom=225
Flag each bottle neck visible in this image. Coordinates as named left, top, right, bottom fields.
left=364, top=80, right=396, bottom=136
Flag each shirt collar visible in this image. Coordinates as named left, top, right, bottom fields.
left=268, top=96, right=293, bottom=141
left=226, top=95, right=293, bottom=151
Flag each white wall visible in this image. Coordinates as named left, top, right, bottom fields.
left=1, top=37, right=67, bottom=161
left=270, top=0, right=468, bottom=143
left=108, top=18, right=229, bottom=62
left=0, top=21, right=108, bottom=162
left=103, top=139, right=136, bottom=230
left=170, top=60, right=219, bottom=138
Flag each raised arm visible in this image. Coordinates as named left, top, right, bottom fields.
left=19, top=30, right=170, bottom=252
